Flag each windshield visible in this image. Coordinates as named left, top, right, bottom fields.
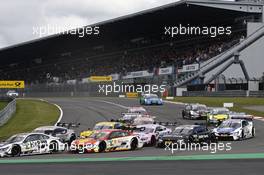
left=89, top=132, right=109, bottom=139
left=34, top=129, right=54, bottom=135
left=5, top=135, right=25, bottom=144
left=146, top=95, right=158, bottom=99
left=219, top=122, right=241, bottom=129
left=212, top=110, right=228, bottom=115
left=135, top=127, right=154, bottom=133
left=173, top=127, right=193, bottom=135
left=94, top=125, right=113, bottom=130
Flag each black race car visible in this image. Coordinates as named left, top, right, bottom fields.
left=156, top=125, right=217, bottom=148
left=182, top=104, right=208, bottom=120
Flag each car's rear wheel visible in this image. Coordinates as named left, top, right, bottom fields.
left=150, top=136, right=156, bottom=146
left=98, top=141, right=106, bottom=153
left=69, top=134, right=76, bottom=145
left=49, top=141, right=58, bottom=153
left=130, top=138, right=138, bottom=150
left=11, top=145, right=21, bottom=157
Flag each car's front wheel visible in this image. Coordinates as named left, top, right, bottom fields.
left=98, top=141, right=106, bottom=153
left=130, top=138, right=138, bottom=150
left=11, top=145, right=21, bottom=157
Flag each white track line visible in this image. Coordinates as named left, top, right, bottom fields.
left=39, top=98, right=63, bottom=126
left=53, top=103, right=63, bottom=126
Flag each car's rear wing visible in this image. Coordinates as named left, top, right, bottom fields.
left=229, top=114, right=254, bottom=121
left=56, top=122, right=80, bottom=128
left=153, top=121, right=177, bottom=126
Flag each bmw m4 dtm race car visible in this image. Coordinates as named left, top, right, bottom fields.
left=134, top=124, right=172, bottom=146
left=71, top=129, right=143, bottom=153
left=119, top=112, right=155, bottom=126
left=156, top=125, right=217, bottom=148
left=127, top=107, right=148, bottom=115
left=213, top=114, right=255, bottom=141
left=207, top=107, right=230, bottom=125
left=0, top=133, right=65, bottom=157
left=182, top=103, right=208, bottom=120
left=34, top=126, right=76, bottom=144
left=139, top=94, right=163, bottom=105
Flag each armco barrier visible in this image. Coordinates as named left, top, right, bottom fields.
left=0, top=98, right=16, bottom=127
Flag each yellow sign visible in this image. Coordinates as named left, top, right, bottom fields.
left=126, top=92, right=138, bottom=98
left=0, top=81, right=25, bottom=89
left=89, top=76, right=112, bottom=82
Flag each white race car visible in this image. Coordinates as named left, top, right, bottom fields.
left=120, top=112, right=155, bottom=125
left=6, top=90, right=19, bottom=98
left=127, top=107, right=148, bottom=115
left=134, top=124, right=172, bottom=146
left=0, top=133, right=65, bottom=157
left=213, top=115, right=255, bottom=141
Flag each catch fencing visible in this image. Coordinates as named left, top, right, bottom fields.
left=0, top=98, right=16, bottom=126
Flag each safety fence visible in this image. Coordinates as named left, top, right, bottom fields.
left=0, top=98, right=16, bottom=127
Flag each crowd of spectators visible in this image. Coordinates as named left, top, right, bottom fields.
left=1, top=34, right=242, bottom=84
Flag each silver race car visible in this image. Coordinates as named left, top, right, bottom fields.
left=213, top=115, right=255, bottom=141
left=34, top=126, right=76, bottom=144
left=0, top=133, right=65, bottom=157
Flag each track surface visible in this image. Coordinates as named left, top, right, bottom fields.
left=1, top=159, right=264, bottom=175
left=42, top=97, right=264, bottom=158
left=1, top=97, right=263, bottom=174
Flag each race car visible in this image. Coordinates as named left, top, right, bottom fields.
left=127, top=107, right=148, bottom=115
left=213, top=115, right=255, bottom=141
left=207, top=107, right=230, bottom=125
left=0, top=133, right=65, bottom=157
left=182, top=103, right=208, bottom=120
left=6, top=90, right=19, bottom=98
left=80, top=122, right=128, bottom=138
left=71, top=129, right=143, bottom=153
left=134, top=124, right=172, bottom=146
left=139, top=94, right=163, bottom=105
left=156, top=125, right=217, bottom=148
left=33, top=126, right=76, bottom=144
left=119, top=113, right=155, bottom=126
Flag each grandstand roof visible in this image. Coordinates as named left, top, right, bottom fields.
left=0, top=0, right=262, bottom=65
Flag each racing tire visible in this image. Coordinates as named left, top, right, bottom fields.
left=188, top=135, right=194, bottom=143
left=239, top=131, right=245, bottom=141
left=209, top=134, right=217, bottom=144
left=49, top=141, right=58, bottom=153
left=69, top=134, right=76, bottom=145
left=11, top=145, right=21, bottom=157
left=252, top=127, right=255, bottom=138
left=98, top=141, right=106, bottom=153
left=150, top=136, right=156, bottom=146
left=130, top=138, right=138, bottom=150
left=182, top=111, right=185, bottom=119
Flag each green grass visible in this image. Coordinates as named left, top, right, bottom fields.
left=173, top=97, right=264, bottom=117
left=0, top=101, right=8, bottom=110
left=0, top=99, right=60, bottom=141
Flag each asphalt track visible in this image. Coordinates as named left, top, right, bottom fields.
left=0, top=97, right=263, bottom=175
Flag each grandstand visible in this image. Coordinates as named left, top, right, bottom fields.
left=0, top=0, right=264, bottom=97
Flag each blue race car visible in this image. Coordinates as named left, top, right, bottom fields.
left=140, top=94, right=163, bottom=105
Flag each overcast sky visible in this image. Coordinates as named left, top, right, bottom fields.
left=0, top=0, right=178, bottom=49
